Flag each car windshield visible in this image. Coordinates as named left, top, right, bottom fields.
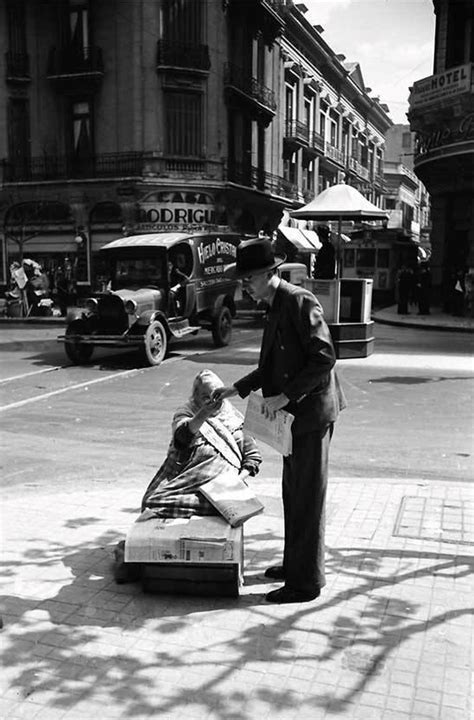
left=111, top=255, right=164, bottom=290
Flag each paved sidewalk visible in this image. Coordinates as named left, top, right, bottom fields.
left=372, top=305, right=474, bottom=333
left=1, top=475, right=473, bottom=720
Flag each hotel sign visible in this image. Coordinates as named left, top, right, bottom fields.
left=409, top=63, right=473, bottom=109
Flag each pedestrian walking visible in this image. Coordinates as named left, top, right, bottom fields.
left=213, top=237, right=346, bottom=604
left=396, top=264, right=415, bottom=314
left=416, top=262, right=432, bottom=315
left=313, top=225, right=336, bottom=279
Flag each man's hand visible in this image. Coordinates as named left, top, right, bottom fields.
left=212, top=386, right=238, bottom=402
left=263, top=393, right=290, bottom=418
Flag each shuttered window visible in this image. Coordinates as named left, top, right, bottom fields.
left=165, top=91, right=202, bottom=157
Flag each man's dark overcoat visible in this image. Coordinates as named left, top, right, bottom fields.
left=234, top=279, right=346, bottom=593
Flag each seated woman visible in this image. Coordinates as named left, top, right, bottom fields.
left=140, top=369, right=262, bottom=520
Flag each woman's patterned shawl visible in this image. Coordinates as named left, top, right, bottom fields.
left=139, top=373, right=261, bottom=520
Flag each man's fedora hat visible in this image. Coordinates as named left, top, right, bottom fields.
left=225, top=237, right=286, bottom=279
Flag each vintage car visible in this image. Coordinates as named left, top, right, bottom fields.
left=60, top=231, right=244, bottom=366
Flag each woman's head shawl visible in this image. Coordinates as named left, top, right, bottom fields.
left=172, top=370, right=244, bottom=468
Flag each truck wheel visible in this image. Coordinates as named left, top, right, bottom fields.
left=212, top=306, right=232, bottom=347
left=64, top=322, right=94, bottom=364
left=143, top=320, right=167, bottom=366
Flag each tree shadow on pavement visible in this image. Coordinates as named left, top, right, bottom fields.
left=2, top=530, right=473, bottom=719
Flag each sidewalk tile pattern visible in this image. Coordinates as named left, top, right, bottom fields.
left=1, top=479, right=473, bottom=720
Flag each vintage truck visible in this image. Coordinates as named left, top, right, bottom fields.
left=60, top=231, right=245, bottom=366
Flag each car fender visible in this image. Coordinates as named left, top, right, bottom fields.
left=211, top=293, right=236, bottom=318
left=134, top=309, right=169, bottom=329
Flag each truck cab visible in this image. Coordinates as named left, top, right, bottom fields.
left=61, top=231, right=244, bottom=366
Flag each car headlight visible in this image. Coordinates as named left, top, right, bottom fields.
left=124, top=299, right=138, bottom=315
left=84, top=298, right=98, bottom=313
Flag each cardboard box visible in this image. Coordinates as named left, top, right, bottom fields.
left=124, top=515, right=243, bottom=565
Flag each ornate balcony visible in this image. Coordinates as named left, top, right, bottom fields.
left=322, top=142, right=345, bottom=166
left=2, top=153, right=144, bottom=183
left=5, top=52, right=31, bottom=83
left=1, top=153, right=226, bottom=184
left=226, top=163, right=300, bottom=201
left=284, top=120, right=309, bottom=147
left=47, top=45, right=104, bottom=92
left=156, top=40, right=210, bottom=74
left=347, top=155, right=370, bottom=180
left=224, top=63, right=276, bottom=124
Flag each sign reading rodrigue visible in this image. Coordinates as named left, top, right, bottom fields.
left=132, top=190, right=218, bottom=233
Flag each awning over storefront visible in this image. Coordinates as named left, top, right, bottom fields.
left=278, top=226, right=321, bottom=252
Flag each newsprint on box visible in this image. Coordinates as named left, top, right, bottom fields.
left=124, top=515, right=243, bottom=597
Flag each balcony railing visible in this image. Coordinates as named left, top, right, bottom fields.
left=5, top=51, right=31, bottom=81
left=2, top=153, right=144, bottom=182
left=348, top=156, right=370, bottom=180
left=308, top=130, right=325, bottom=153
left=284, top=120, right=309, bottom=145
left=324, top=143, right=344, bottom=166
left=156, top=40, right=210, bottom=72
left=47, top=45, right=104, bottom=78
left=224, top=63, right=276, bottom=112
left=226, top=163, right=299, bottom=200
left=1, top=153, right=226, bottom=183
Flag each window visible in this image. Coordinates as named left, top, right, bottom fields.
left=69, top=0, right=89, bottom=56
left=7, top=98, right=30, bottom=177
left=446, top=1, right=472, bottom=67
left=163, top=0, right=203, bottom=45
left=402, top=132, right=412, bottom=149
left=329, top=110, right=339, bottom=147
left=71, top=100, right=93, bottom=158
left=356, top=249, right=376, bottom=268
left=165, top=91, right=202, bottom=156
left=377, top=249, right=390, bottom=268
left=319, top=101, right=328, bottom=140
left=344, top=249, right=355, bottom=268
left=7, top=0, right=27, bottom=55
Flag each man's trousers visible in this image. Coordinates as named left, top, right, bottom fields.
left=282, top=424, right=333, bottom=595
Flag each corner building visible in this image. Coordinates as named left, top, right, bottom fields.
left=408, top=0, right=474, bottom=310
left=0, top=0, right=391, bottom=293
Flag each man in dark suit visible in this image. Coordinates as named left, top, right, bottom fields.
left=214, top=237, right=346, bottom=604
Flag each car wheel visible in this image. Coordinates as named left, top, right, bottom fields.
left=212, top=306, right=232, bottom=347
left=64, top=322, right=94, bottom=364
left=143, top=320, right=167, bottom=366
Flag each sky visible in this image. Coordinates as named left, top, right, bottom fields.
left=304, top=0, right=436, bottom=124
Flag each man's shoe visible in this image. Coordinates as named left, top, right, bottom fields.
left=265, top=586, right=320, bottom=604
left=264, top=565, right=285, bottom=580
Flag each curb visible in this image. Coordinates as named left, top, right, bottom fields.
left=373, top=314, right=474, bottom=333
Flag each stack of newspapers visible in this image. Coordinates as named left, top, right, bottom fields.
left=200, top=469, right=264, bottom=527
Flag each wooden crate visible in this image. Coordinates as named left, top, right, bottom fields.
left=141, top=560, right=241, bottom=597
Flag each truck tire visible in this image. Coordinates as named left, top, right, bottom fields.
left=64, top=321, right=94, bottom=364
left=211, top=306, right=232, bottom=347
left=142, top=320, right=167, bottom=366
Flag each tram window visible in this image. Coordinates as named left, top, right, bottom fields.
left=356, top=249, right=376, bottom=268
left=344, top=249, right=355, bottom=268
left=377, top=249, right=390, bottom=268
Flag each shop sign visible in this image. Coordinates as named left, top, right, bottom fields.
left=133, top=199, right=217, bottom=234
left=417, top=112, right=474, bottom=154
left=410, top=63, right=472, bottom=109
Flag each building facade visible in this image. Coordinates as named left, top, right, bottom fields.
left=0, top=0, right=391, bottom=296
left=408, top=0, right=474, bottom=313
